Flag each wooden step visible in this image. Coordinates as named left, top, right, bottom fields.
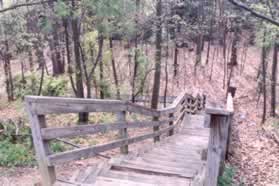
left=102, top=170, right=191, bottom=185
left=95, top=176, right=154, bottom=186
left=134, top=156, right=203, bottom=168
left=116, top=160, right=197, bottom=178
left=142, top=152, right=202, bottom=163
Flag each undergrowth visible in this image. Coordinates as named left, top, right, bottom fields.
left=218, top=165, right=235, bottom=186
left=14, top=73, right=68, bottom=99
left=0, top=140, right=34, bottom=167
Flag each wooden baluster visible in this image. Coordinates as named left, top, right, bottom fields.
left=117, top=111, right=128, bottom=154
left=192, top=98, right=195, bottom=114
left=26, top=103, right=56, bottom=186
left=186, top=97, right=190, bottom=114
left=168, top=113, right=174, bottom=136
left=203, top=94, right=207, bottom=109
left=153, top=116, right=160, bottom=142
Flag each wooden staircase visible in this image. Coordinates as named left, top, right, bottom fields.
left=25, top=90, right=234, bottom=186
left=55, top=114, right=209, bottom=186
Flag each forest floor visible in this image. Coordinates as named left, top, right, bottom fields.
left=0, top=45, right=279, bottom=186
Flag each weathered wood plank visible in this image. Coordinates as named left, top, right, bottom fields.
left=168, top=113, right=174, bottom=136
left=25, top=96, right=126, bottom=105
left=47, top=124, right=177, bottom=165
left=117, top=111, right=128, bottom=154
left=130, top=156, right=202, bottom=169
left=103, top=170, right=191, bottom=185
left=32, top=102, right=127, bottom=115
left=41, top=119, right=172, bottom=140
left=111, top=163, right=195, bottom=179
left=206, top=107, right=232, bottom=116
left=226, top=93, right=234, bottom=112
left=204, top=115, right=226, bottom=186
left=127, top=102, right=160, bottom=117
left=25, top=102, right=56, bottom=186
left=95, top=176, right=154, bottom=186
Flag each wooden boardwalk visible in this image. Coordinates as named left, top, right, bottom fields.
left=25, top=90, right=234, bottom=186
left=56, top=114, right=210, bottom=186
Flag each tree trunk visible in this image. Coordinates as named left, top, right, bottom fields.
left=173, top=46, right=178, bottom=77
left=48, top=0, right=64, bottom=76
left=131, top=0, right=140, bottom=103
left=98, top=35, right=104, bottom=99
left=79, top=44, right=91, bottom=98
left=206, top=15, right=214, bottom=65
left=63, top=18, right=77, bottom=96
left=261, top=31, right=267, bottom=124
left=164, top=40, right=169, bottom=108
left=20, top=60, right=26, bottom=85
left=28, top=49, right=34, bottom=72
left=3, top=40, right=14, bottom=101
left=195, top=35, right=203, bottom=75
left=71, top=0, right=87, bottom=123
left=271, top=44, right=278, bottom=117
left=110, top=38, right=121, bottom=99
left=37, top=58, right=45, bottom=96
left=151, top=0, right=162, bottom=142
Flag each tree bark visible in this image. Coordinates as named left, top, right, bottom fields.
left=271, top=44, right=278, bottom=117
left=3, top=40, right=14, bottom=101
left=98, top=35, right=104, bottom=99
left=164, top=39, right=169, bottom=108
left=131, top=0, right=140, bottom=103
left=110, top=38, right=121, bottom=99
left=151, top=0, right=162, bottom=142
left=48, top=0, right=64, bottom=76
left=173, top=46, right=178, bottom=77
left=71, top=0, right=87, bottom=123
left=261, top=31, right=267, bottom=124
left=63, top=18, right=77, bottom=96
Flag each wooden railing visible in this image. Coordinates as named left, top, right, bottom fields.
left=25, top=91, right=206, bottom=186
left=204, top=88, right=235, bottom=186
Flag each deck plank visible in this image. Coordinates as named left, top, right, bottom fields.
left=55, top=114, right=210, bottom=186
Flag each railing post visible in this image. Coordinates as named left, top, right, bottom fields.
left=203, top=94, right=207, bottom=109
left=153, top=116, right=160, bottom=142
left=205, top=112, right=231, bottom=186
left=117, top=111, right=128, bottom=154
left=26, top=103, right=56, bottom=186
left=186, top=97, right=191, bottom=114
left=168, top=113, right=174, bottom=136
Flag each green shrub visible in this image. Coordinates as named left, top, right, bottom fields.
left=14, top=73, right=68, bottom=99
left=0, top=140, right=34, bottom=167
left=0, top=120, right=32, bottom=146
left=50, top=141, right=66, bottom=153
left=218, top=166, right=235, bottom=186
left=98, top=79, right=111, bottom=98
left=42, top=76, right=67, bottom=96
left=13, top=73, right=38, bottom=99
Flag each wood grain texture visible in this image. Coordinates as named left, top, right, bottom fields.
left=25, top=103, right=56, bottom=186
left=47, top=124, right=177, bottom=165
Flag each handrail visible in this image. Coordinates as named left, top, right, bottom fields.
left=25, top=91, right=206, bottom=186
left=25, top=90, right=191, bottom=116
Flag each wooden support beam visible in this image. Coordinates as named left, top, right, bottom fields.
left=47, top=124, right=177, bottom=165
left=25, top=96, right=127, bottom=114
left=205, top=115, right=225, bottom=186
left=41, top=120, right=173, bottom=140
left=117, top=111, right=128, bottom=154
left=205, top=92, right=234, bottom=186
left=168, top=113, right=174, bottom=136
left=25, top=102, right=56, bottom=186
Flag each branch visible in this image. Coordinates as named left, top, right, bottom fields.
left=228, top=0, right=279, bottom=27
left=0, top=0, right=50, bottom=13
